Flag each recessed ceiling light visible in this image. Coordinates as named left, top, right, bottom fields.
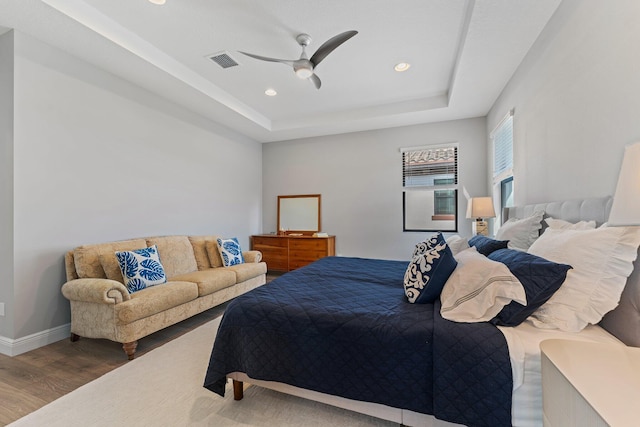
left=394, top=62, right=411, bottom=72
left=148, top=0, right=166, bottom=5
left=265, top=88, right=277, bottom=97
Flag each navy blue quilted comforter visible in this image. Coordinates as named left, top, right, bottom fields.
left=204, top=257, right=512, bottom=427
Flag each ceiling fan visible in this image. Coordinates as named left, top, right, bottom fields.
left=239, top=30, right=358, bottom=89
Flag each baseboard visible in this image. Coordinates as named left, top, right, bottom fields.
left=0, top=323, right=71, bottom=356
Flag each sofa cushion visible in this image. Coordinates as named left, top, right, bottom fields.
left=206, top=240, right=224, bottom=268
left=171, top=269, right=237, bottom=297
left=116, top=281, right=199, bottom=324
left=146, top=236, right=198, bottom=277
left=115, top=245, right=168, bottom=293
left=74, top=239, right=147, bottom=280
left=188, top=236, right=220, bottom=270
left=225, top=262, right=268, bottom=283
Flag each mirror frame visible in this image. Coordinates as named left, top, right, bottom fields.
left=277, top=194, right=321, bottom=236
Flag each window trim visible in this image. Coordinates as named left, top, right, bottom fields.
left=491, top=110, right=515, bottom=225
left=401, top=142, right=459, bottom=232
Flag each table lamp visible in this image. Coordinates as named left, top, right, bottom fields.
left=608, top=141, right=640, bottom=226
left=466, top=197, right=496, bottom=236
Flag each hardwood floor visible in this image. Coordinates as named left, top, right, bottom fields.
left=0, top=272, right=282, bottom=426
left=0, top=303, right=227, bottom=426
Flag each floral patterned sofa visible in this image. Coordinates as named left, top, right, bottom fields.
left=62, top=235, right=266, bottom=359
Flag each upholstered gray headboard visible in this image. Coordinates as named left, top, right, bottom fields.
left=502, top=196, right=613, bottom=228
left=503, top=196, right=640, bottom=347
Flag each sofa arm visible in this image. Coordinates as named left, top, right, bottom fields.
left=62, top=278, right=131, bottom=304
left=243, top=250, right=262, bottom=263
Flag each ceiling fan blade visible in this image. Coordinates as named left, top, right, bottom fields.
left=310, top=30, right=358, bottom=67
left=310, top=73, right=321, bottom=90
left=238, top=51, right=295, bottom=66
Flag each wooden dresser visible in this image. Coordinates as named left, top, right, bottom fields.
left=251, top=235, right=336, bottom=272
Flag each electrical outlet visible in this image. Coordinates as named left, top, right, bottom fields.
left=0, top=303, right=4, bottom=316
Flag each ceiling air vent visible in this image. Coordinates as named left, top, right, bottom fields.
left=207, top=52, right=239, bottom=69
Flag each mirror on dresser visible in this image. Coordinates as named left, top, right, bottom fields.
left=277, top=194, right=321, bottom=236
left=253, top=194, right=334, bottom=272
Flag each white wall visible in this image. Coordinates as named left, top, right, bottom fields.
left=263, top=118, right=488, bottom=261
left=488, top=0, right=640, bottom=205
left=4, top=32, right=262, bottom=346
left=0, top=31, right=14, bottom=339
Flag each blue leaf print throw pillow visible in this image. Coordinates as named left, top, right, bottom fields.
left=115, top=245, right=167, bottom=293
left=216, top=237, right=245, bottom=267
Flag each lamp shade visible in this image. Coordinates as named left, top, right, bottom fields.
left=609, top=141, right=640, bottom=226
left=466, top=197, right=496, bottom=219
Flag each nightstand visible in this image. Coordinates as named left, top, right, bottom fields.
left=540, top=339, right=640, bottom=426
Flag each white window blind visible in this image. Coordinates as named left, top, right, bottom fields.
left=491, top=111, right=515, bottom=217
left=402, top=145, right=458, bottom=188
left=492, top=114, right=513, bottom=180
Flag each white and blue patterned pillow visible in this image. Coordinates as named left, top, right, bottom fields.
left=404, top=232, right=458, bottom=304
left=216, top=237, right=245, bottom=267
left=115, top=245, right=167, bottom=293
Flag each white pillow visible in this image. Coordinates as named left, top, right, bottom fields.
left=216, top=237, right=245, bottom=266
left=440, top=247, right=526, bottom=323
left=445, top=235, right=470, bottom=256
left=544, top=217, right=596, bottom=230
left=496, top=210, right=544, bottom=250
left=527, top=226, right=640, bottom=332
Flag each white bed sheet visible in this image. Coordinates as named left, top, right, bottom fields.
left=498, top=320, right=624, bottom=427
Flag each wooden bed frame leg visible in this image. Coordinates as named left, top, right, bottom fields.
left=232, top=379, right=244, bottom=400
left=70, top=333, right=80, bottom=342
left=122, top=341, right=138, bottom=360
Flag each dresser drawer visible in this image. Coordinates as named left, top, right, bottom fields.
left=252, top=236, right=288, bottom=250
left=263, top=255, right=288, bottom=271
left=251, top=236, right=288, bottom=272
left=289, top=239, right=328, bottom=251
left=289, top=250, right=327, bottom=263
left=288, top=259, right=317, bottom=270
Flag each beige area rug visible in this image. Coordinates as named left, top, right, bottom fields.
left=9, top=317, right=395, bottom=427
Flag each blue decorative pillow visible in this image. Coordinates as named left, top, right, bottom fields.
left=404, top=232, right=458, bottom=304
left=115, top=245, right=167, bottom=293
left=488, top=248, right=572, bottom=326
left=216, top=237, right=245, bottom=267
left=468, top=235, right=509, bottom=256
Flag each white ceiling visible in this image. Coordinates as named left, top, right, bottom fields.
left=0, top=0, right=561, bottom=142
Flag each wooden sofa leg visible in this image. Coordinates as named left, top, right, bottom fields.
left=233, top=380, right=244, bottom=400
left=70, top=333, right=80, bottom=342
left=123, top=341, right=138, bottom=360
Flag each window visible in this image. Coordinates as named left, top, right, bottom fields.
left=402, top=144, right=458, bottom=232
left=492, top=111, right=514, bottom=222
left=433, top=178, right=455, bottom=216
left=500, top=176, right=514, bottom=210
left=434, top=190, right=456, bottom=215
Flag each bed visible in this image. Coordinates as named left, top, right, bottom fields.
left=203, top=196, right=640, bottom=427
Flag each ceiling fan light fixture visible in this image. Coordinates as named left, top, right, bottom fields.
left=295, top=67, right=314, bottom=79
left=394, top=62, right=411, bottom=72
